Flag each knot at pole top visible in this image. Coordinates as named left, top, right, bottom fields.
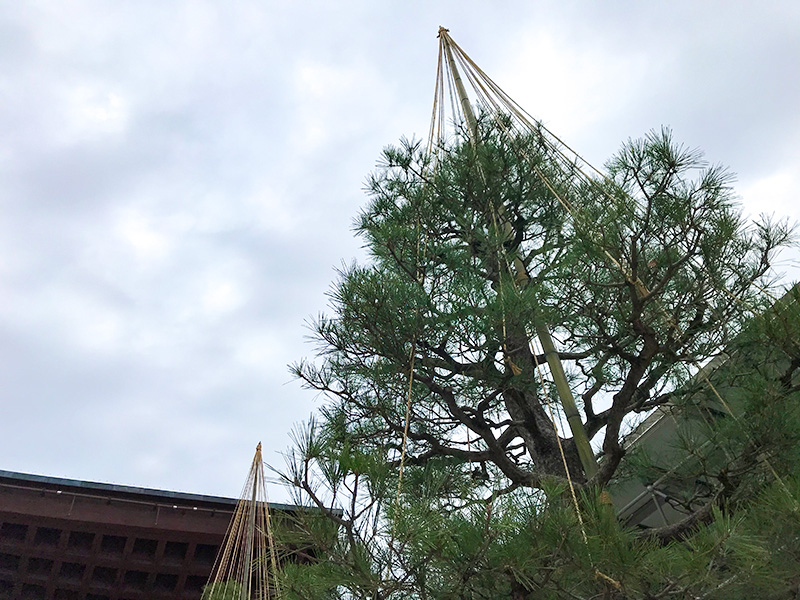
left=437, top=26, right=449, bottom=38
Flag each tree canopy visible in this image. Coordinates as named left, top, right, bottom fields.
left=274, top=120, right=800, bottom=599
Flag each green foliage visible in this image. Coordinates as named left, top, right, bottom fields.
left=276, top=117, right=800, bottom=598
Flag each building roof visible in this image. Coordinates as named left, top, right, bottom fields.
left=0, top=469, right=297, bottom=513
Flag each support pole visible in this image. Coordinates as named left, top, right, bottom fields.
left=440, top=30, right=478, bottom=142
left=439, top=30, right=599, bottom=480
left=535, top=324, right=598, bottom=478
left=241, top=443, right=261, bottom=600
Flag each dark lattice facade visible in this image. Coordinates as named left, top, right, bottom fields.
left=0, top=470, right=296, bottom=600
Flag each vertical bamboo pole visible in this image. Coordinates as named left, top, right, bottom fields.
left=241, top=443, right=261, bottom=600
left=534, top=324, right=598, bottom=478
left=441, top=32, right=478, bottom=142
left=439, top=31, right=598, bottom=479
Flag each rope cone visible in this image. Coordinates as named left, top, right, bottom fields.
left=204, top=443, right=282, bottom=600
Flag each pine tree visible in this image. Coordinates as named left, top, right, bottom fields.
left=274, top=119, right=800, bottom=599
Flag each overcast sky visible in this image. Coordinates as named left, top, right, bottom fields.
left=1, top=1, right=798, bottom=503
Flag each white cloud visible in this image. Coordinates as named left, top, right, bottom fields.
left=202, top=279, right=243, bottom=314
left=41, top=285, right=126, bottom=355
left=495, top=30, right=657, bottom=146
left=243, top=184, right=298, bottom=235
left=290, top=59, right=392, bottom=153
left=115, top=209, right=171, bottom=261
left=233, top=329, right=283, bottom=369
left=54, top=86, right=130, bottom=144
left=292, top=61, right=357, bottom=150
left=739, top=169, right=798, bottom=219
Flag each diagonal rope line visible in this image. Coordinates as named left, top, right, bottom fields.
left=390, top=211, right=430, bottom=547
left=432, top=27, right=800, bottom=515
